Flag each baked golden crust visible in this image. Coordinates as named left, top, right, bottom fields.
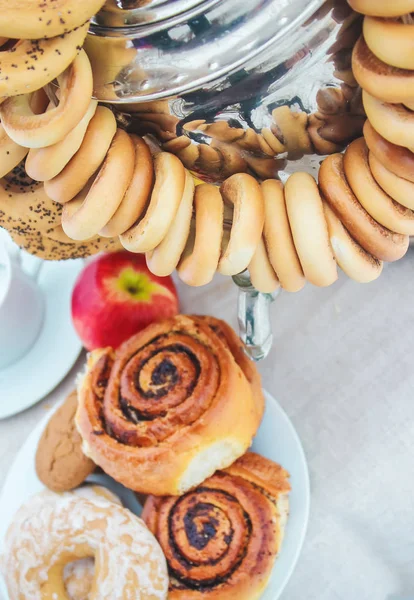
left=190, top=315, right=264, bottom=424
left=35, top=391, right=95, bottom=492
left=142, top=452, right=290, bottom=600
left=0, top=163, right=121, bottom=260
left=76, top=315, right=264, bottom=496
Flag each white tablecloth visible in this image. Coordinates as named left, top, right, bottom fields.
left=1, top=253, right=414, bottom=600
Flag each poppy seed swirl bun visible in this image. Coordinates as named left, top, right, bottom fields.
left=142, top=452, right=290, bottom=600
left=76, top=315, right=264, bottom=496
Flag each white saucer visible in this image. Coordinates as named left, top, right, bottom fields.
left=0, top=259, right=84, bottom=419
left=0, top=390, right=310, bottom=600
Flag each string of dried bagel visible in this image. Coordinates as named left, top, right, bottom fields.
left=0, top=0, right=121, bottom=260
left=1, top=0, right=414, bottom=291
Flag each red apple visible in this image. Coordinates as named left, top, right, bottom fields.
left=71, top=251, right=179, bottom=350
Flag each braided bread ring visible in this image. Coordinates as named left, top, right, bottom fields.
left=0, top=22, right=89, bottom=97
left=262, top=179, right=305, bottom=293
left=100, top=136, right=154, bottom=237
left=218, top=173, right=264, bottom=276
left=45, top=106, right=117, bottom=204
left=364, top=17, right=414, bottom=70
left=0, top=50, right=93, bottom=148
left=2, top=490, right=169, bottom=600
left=348, top=0, right=414, bottom=16
left=62, top=129, right=135, bottom=241
left=323, top=202, right=383, bottom=283
left=177, top=183, right=223, bottom=287
left=369, top=152, right=414, bottom=210
left=0, top=1, right=106, bottom=39
left=147, top=170, right=195, bottom=277
left=120, top=152, right=186, bottom=253
left=363, top=120, right=414, bottom=183
left=352, top=36, right=414, bottom=104
left=319, top=153, right=409, bottom=262
left=285, top=172, right=337, bottom=287
left=363, top=92, right=414, bottom=150
left=25, top=100, right=97, bottom=181
left=248, top=237, right=280, bottom=294
left=344, top=138, right=414, bottom=235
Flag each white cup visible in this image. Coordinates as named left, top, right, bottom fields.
left=0, top=241, right=44, bottom=369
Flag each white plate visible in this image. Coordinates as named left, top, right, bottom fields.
left=0, top=259, right=83, bottom=419
left=0, top=390, right=310, bottom=599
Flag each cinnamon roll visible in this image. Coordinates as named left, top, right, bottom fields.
left=76, top=315, right=264, bottom=496
left=142, top=452, right=290, bottom=600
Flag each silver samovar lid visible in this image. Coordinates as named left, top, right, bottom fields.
left=87, top=0, right=327, bottom=103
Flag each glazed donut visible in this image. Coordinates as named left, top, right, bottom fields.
left=100, top=136, right=154, bottom=237
left=64, top=485, right=122, bottom=600
left=62, top=129, right=135, bottom=241
left=369, top=152, right=414, bottom=210
left=261, top=179, right=305, bottom=293
left=120, top=152, right=186, bottom=253
left=363, top=17, right=414, bottom=70
left=248, top=237, right=280, bottom=294
left=218, top=173, right=264, bottom=276
left=352, top=36, right=414, bottom=104
left=0, top=22, right=89, bottom=97
left=63, top=558, right=95, bottom=600
left=0, top=50, right=93, bottom=148
left=45, top=106, right=117, bottom=204
left=344, top=138, right=414, bottom=234
left=0, top=1, right=106, bottom=39
left=72, top=484, right=122, bottom=506
left=323, top=202, right=383, bottom=283
left=147, top=170, right=195, bottom=277
left=363, top=91, right=414, bottom=150
left=285, top=172, right=338, bottom=287
left=25, top=100, right=97, bottom=181
left=363, top=120, right=414, bottom=182
left=348, top=0, right=414, bottom=16
left=319, top=153, right=409, bottom=262
left=177, top=183, right=223, bottom=286
left=2, top=490, right=169, bottom=600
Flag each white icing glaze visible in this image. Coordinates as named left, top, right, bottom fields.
left=73, top=484, right=122, bottom=507
left=2, top=490, right=168, bottom=600
left=63, top=558, right=94, bottom=600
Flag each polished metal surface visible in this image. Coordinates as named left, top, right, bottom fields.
left=109, top=0, right=362, bottom=182
left=88, top=0, right=326, bottom=102
left=93, top=0, right=209, bottom=27
left=234, top=272, right=280, bottom=362
left=85, top=0, right=362, bottom=359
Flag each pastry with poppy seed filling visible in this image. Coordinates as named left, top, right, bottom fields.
left=142, top=452, right=290, bottom=600
left=76, top=315, right=264, bottom=496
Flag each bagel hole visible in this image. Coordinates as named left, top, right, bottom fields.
left=0, top=39, right=18, bottom=51
left=63, top=557, right=95, bottom=600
